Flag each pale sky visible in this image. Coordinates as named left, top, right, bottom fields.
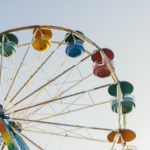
left=1, top=0, right=150, bottom=149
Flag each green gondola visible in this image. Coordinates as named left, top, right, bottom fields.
left=0, top=33, right=18, bottom=57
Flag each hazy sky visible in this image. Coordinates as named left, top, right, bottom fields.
left=1, top=0, right=150, bottom=149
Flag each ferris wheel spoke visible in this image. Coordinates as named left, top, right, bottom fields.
left=14, top=67, right=81, bottom=119
left=7, top=35, right=68, bottom=106
left=23, top=128, right=109, bottom=144
left=7, top=47, right=57, bottom=104
left=45, top=79, right=81, bottom=86
left=21, top=134, right=44, bottom=150
left=30, top=125, right=97, bottom=144
left=11, top=117, right=115, bottom=133
left=14, top=99, right=111, bottom=129
left=14, top=72, right=91, bottom=120
left=85, top=128, right=93, bottom=139
left=31, top=100, right=111, bottom=127
left=32, top=125, right=90, bottom=140
left=23, top=57, right=72, bottom=117
left=23, top=94, right=85, bottom=121
left=9, top=83, right=111, bottom=114
left=16, top=90, right=46, bottom=119
left=6, top=54, right=91, bottom=113
left=23, top=100, right=57, bottom=120
left=17, top=54, right=72, bottom=118
left=3, top=45, right=30, bottom=106
left=76, top=66, right=95, bottom=105
left=10, top=126, right=44, bottom=150
left=54, top=67, right=74, bottom=97
left=21, top=124, right=113, bottom=145
left=22, top=96, right=89, bottom=120
left=55, top=73, right=93, bottom=98
left=7, top=80, right=37, bottom=117
left=52, top=125, right=96, bottom=139
left=21, top=73, right=93, bottom=119
left=3, top=28, right=40, bottom=106
left=57, top=94, right=85, bottom=115
left=111, top=133, right=121, bottom=150
left=22, top=89, right=81, bottom=120
left=15, top=78, right=82, bottom=118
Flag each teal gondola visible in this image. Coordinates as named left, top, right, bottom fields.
left=108, top=81, right=134, bottom=96
left=0, top=33, right=18, bottom=57
left=111, top=95, right=135, bottom=114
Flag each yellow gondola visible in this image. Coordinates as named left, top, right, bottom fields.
left=32, top=28, right=52, bottom=52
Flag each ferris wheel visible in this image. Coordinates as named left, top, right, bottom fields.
left=0, top=25, right=136, bottom=150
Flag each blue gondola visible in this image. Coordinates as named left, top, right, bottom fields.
left=65, top=31, right=84, bottom=57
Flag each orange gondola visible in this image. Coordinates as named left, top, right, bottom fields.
left=107, top=129, right=136, bottom=143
